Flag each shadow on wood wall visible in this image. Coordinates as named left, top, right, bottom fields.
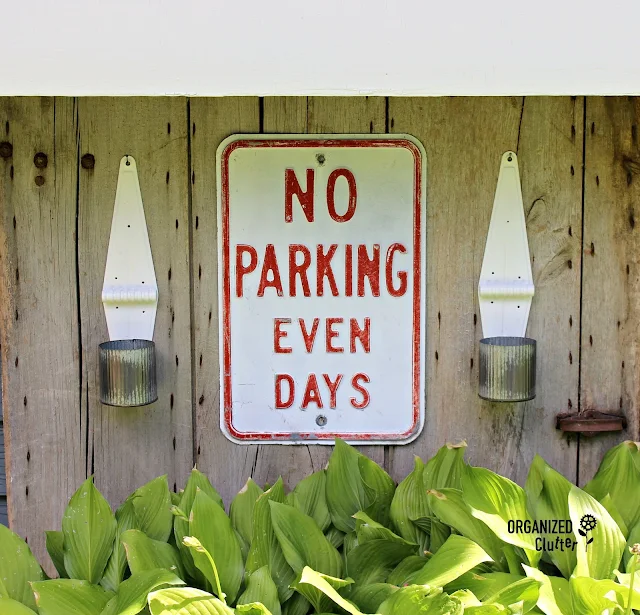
left=0, top=96, right=638, bottom=566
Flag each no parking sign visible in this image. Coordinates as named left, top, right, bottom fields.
left=218, top=135, right=426, bottom=444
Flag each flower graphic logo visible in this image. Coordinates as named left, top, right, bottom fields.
left=579, top=514, right=597, bottom=550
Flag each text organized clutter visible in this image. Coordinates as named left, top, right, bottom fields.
left=219, top=136, right=426, bottom=443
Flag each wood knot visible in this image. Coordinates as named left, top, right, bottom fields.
left=622, top=155, right=640, bottom=177
left=34, top=175, right=45, bottom=187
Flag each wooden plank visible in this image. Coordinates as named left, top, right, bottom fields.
left=77, top=98, right=192, bottom=504
left=580, top=97, right=640, bottom=483
left=191, top=98, right=261, bottom=505
left=0, top=97, right=84, bottom=564
left=387, top=97, right=581, bottom=484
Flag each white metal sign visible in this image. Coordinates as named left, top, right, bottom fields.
left=218, top=135, right=426, bottom=444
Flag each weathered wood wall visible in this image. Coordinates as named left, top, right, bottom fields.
left=0, top=97, right=637, bottom=565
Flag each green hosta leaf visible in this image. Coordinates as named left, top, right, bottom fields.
left=101, top=569, right=183, bottom=615
left=189, top=490, right=243, bottom=603
left=342, top=531, right=359, bottom=558
left=445, top=571, right=524, bottom=601
left=522, top=565, right=571, bottom=615
left=387, top=555, right=428, bottom=585
left=287, top=470, right=331, bottom=532
left=623, top=522, right=640, bottom=571
left=237, top=567, right=281, bottom=615
left=390, top=457, right=429, bottom=552
left=407, top=534, right=493, bottom=587
left=324, top=526, right=345, bottom=549
left=428, top=488, right=507, bottom=570
left=269, top=501, right=342, bottom=577
left=426, top=518, right=451, bottom=552
left=585, top=441, right=640, bottom=531
left=0, top=597, right=38, bottom=615
left=236, top=604, right=274, bottom=615
left=0, top=525, right=44, bottom=609
left=246, top=480, right=295, bottom=603
left=462, top=465, right=541, bottom=567
left=132, top=477, right=173, bottom=543
left=32, top=579, right=112, bottom=615
left=326, top=439, right=393, bottom=533
left=45, top=531, right=68, bottom=579
left=358, top=451, right=395, bottom=528
left=524, top=455, right=577, bottom=578
left=599, top=494, right=628, bottom=539
left=569, top=576, right=624, bottom=614
left=423, top=442, right=467, bottom=491
left=353, top=511, right=416, bottom=548
left=102, top=498, right=138, bottom=592
left=294, top=567, right=358, bottom=615
left=346, top=540, right=416, bottom=585
left=62, top=477, right=116, bottom=585
left=121, top=530, right=185, bottom=578
left=378, top=585, right=464, bottom=615
left=568, top=485, right=625, bottom=580
left=231, top=478, right=263, bottom=546
left=175, top=469, right=224, bottom=582
left=147, top=587, right=234, bottom=615
left=281, top=593, right=310, bottom=615
left=613, top=570, right=640, bottom=610
left=348, top=584, right=398, bottom=613
left=484, top=578, right=540, bottom=613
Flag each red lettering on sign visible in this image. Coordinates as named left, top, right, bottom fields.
left=274, top=318, right=292, bottom=353
left=386, top=243, right=408, bottom=297
left=326, top=318, right=344, bottom=353
left=285, top=168, right=314, bottom=223
left=289, top=244, right=311, bottom=297
left=275, top=374, right=295, bottom=409
left=236, top=245, right=258, bottom=298
left=257, top=244, right=284, bottom=296
left=350, top=317, right=371, bottom=353
left=350, top=373, right=370, bottom=409
left=299, top=318, right=320, bottom=352
left=323, top=373, right=343, bottom=408
left=345, top=244, right=353, bottom=297
left=317, top=244, right=339, bottom=296
left=358, top=244, right=381, bottom=297
left=327, top=168, right=357, bottom=222
left=302, top=374, right=323, bottom=409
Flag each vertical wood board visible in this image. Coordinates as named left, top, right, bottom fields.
left=191, top=97, right=261, bottom=505
left=0, top=97, right=84, bottom=567
left=77, top=98, right=193, bottom=504
left=580, top=97, right=640, bottom=483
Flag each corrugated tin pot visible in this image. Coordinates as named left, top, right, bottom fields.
left=99, top=339, right=157, bottom=407
left=479, top=336, right=536, bottom=402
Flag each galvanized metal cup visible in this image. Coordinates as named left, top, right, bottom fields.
left=479, top=336, right=536, bottom=402
left=99, top=339, right=157, bottom=407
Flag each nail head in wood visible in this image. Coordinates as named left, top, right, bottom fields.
left=81, top=153, right=95, bottom=169
left=33, top=152, right=48, bottom=169
left=0, top=141, right=13, bottom=159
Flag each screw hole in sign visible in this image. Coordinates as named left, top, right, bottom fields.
left=125, top=157, right=131, bottom=167
left=508, top=154, right=513, bottom=162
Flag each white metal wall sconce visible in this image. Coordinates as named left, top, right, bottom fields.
left=478, top=151, right=536, bottom=402
left=99, top=156, right=159, bottom=406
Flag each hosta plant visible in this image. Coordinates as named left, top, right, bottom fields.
left=1, top=439, right=640, bottom=614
